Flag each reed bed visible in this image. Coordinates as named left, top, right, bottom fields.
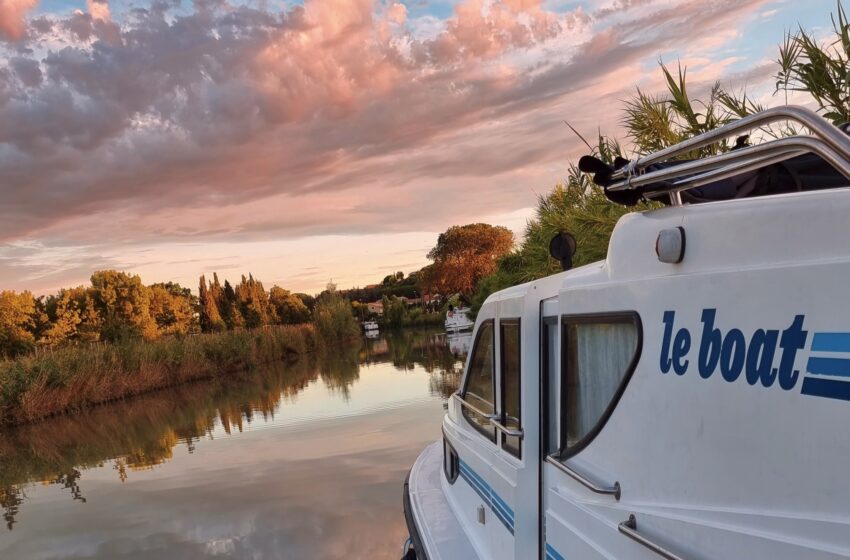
left=0, top=324, right=319, bottom=426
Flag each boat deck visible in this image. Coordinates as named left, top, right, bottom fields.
left=406, top=441, right=481, bottom=560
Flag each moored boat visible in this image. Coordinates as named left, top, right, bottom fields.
left=445, top=306, right=474, bottom=333
left=403, top=106, right=850, bottom=560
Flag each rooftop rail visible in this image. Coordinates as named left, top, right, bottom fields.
left=605, top=106, right=850, bottom=205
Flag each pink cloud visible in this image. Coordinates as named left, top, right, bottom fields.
left=0, top=0, right=781, bottom=293
left=0, top=0, right=37, bottom=41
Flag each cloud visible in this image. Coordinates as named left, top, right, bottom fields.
left=0, top=0, right=778, bottom=293
left=0, top=0, right=37, bottom=41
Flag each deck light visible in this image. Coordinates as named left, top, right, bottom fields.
left=656, top=227, right=686, bottom=264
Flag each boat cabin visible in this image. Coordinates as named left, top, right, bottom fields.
left=403, top=106, right=850, bottom=560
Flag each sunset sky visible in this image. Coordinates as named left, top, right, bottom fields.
left=0, top=0, right=830, bottom=295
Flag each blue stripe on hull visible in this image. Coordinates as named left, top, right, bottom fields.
left=545, top=543, right=567, bottom=560
left=811, top=332, right=850, bottom=353
left=457, top=460, right=514, bottom=534
left=806, top=357, right=850, bottom=377
left=801, top=376, right=850, bottom=401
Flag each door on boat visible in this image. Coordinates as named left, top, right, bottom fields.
left=539, top=300, right=647, bottom=560
left=453, top=295, right=535, bottom=560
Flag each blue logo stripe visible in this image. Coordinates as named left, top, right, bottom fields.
left=545, top=543, right=567, bottom=560
left=801, top=377, right=850, bottom=401
left=806, top=357, right=850, bottom=377
left=812, top=332, right=850, bottom=353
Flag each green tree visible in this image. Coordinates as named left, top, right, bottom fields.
left=90, top=271, right=157, bottom=341
left=0, top=291, right=37, bottom=357
left=777, top=1, right=850, bottom=124
left=382, top=295, right=407, bottom=329
left=269, top=286, right=310, bottom=325
left=313, top=283, right=360, bottom=340
left=220, top=280, right=245, bottom=330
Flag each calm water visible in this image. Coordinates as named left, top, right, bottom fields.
left=0, top=329, right=469, bottom=560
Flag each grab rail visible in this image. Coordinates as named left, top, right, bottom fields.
left=544, top=455, right=621, bottom=500
left=604, top=105, right=850, bottom=203
left=618, top=514, right=689, bottom=560
left=453, top=394, right=524, bottom=439
left=453, top=393, right=498, bottom=419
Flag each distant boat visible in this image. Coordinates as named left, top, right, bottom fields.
left=444, top=307, right=473, bottom=332
left=363, top=320, right=379, bottom=332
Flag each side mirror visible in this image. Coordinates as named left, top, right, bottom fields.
left=549, top=231, right=577, bottom=271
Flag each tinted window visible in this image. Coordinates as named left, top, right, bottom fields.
left=500, top=320, right=521, bottom=458
left=462, top=321, right=495, bottom=441
left=563, top=315, right=640, bottom=453
left=443, top=436, right=459, bottom=484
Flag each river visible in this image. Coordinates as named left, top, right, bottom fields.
left=0, top=328, right=469, bottom=560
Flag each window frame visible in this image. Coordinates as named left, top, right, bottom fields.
left=499, top=318, right=522, bottom=459
left=557, top=311, right=643, bottom=460
left=460, top=319, right=497, bottom=443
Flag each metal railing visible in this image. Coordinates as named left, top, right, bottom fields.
left=605, top=106, right=850, bottom=204
left=619, top=514, right=691, bottom=560
left=452, top=394, right=524, bottom=438
left=544, top=455, right=621, bottom=500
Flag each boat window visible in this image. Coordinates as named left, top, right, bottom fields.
left=560, top=313, right=641, bottom=457
left=462, top=320, right=496, bottom=442
left=500, top=319, right=521, bottom=458
left=443, top=433, right=459, bottom=484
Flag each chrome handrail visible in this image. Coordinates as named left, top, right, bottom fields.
left=453, top=394, right=524, bottom=439
left=491, top=421, right=524, bottom=438
left=619, top=514, right=689, bottom=560
left=544, top=455, right=621, bottom=500
left=604, top=105, right=850, bottom=202
left=453, top=393, right=498, bottom=420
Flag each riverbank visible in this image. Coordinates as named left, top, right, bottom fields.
left=0, top=324, right=323, bottom=427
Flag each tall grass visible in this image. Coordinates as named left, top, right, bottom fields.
left=0, top=325, right=319, bottom=426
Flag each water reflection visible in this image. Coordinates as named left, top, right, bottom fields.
left=0, top=328, right=467, bottom=559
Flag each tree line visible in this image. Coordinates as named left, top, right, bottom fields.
left=197, top=273, right=313, bottom=332
left=0, top=270, right=317, bottom=358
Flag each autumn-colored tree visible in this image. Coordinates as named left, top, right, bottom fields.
left=0, top=290, right=37, bottom=357
left=90, top=271, right=158, bottom=341
left=236, top=274, right=272, bottom=329
left=421, top=223, right=514, bottom=296
left=149, top=282, right=196, bottom=336
left=198, top=274, right=226, bottom=333
left=40, top=289, right=81, bottom=345
left=269, top=286, right=310, bottom=325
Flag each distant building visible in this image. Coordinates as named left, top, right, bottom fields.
left=367, top=301, right=384, bottom=315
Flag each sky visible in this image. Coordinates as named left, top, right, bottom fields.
left=0, top=0, right=834, bottom=295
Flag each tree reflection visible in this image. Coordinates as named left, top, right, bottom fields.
left=0, top=329, right=463, bottom=530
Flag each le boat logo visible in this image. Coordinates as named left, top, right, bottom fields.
left=659, top=309, right=850, bottom=402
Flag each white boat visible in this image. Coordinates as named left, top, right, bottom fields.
left=403, top=106, right=850, bottom=560
left=445, top=306, right=474, bottom=332
left=363, top=320, right=379, bottom=332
